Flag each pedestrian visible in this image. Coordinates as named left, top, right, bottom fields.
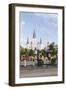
left=23, top=55, right=27, bottom=67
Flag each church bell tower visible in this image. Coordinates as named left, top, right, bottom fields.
left=32, top=29, right=37, bottom=50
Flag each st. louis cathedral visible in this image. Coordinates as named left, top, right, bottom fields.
left=26, top=30, right=43, bottom=50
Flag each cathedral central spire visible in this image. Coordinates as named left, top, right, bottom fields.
left=33, top=29, right=36, bottom=38
left=26, top=29, right=43, bottom=50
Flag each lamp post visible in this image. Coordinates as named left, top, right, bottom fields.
left=34, top=48, right=39, bottom=64
left=46, top=42, right=52, bottom=61
left=34, top=48, right=37, bottom=55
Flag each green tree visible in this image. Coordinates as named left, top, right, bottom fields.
left=20, top=48, right=25, bottom=55
left=20, top=48, right=30, bottom=56
left=40, top=49, right=47, bottom=57
left=48, top=42, right=58, bottom=64
left=29, top=49, right=34, bottom=56
left=48, top=42, right=58, bottom=56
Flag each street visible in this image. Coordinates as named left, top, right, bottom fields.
left=20, top=65, right=58, bottom=78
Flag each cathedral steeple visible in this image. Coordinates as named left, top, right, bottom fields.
left=33, top=29, right=36, bottom=38
left=40, top=38, right=42, bottom=44
left=26, top=37, right=29, bottom=44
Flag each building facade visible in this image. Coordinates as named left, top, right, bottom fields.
left=26, top=30, right=43, bottom=50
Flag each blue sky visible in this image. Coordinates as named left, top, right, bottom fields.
left=19, top=12, right=58, bottom=47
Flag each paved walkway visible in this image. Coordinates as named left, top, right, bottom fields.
left=20, top=65, right=58, bottom=78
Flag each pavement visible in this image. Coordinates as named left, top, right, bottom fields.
left=20, top=65, right=58, bottom=78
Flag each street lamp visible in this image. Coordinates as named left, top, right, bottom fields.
left=34, top=48, right=39, bottom=64
left=34, top=48, right=37, bottom=55
left=46, top=42, right=52, bottom=61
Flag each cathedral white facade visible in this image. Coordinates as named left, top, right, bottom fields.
left=26, top=30, right=43, bottom=50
